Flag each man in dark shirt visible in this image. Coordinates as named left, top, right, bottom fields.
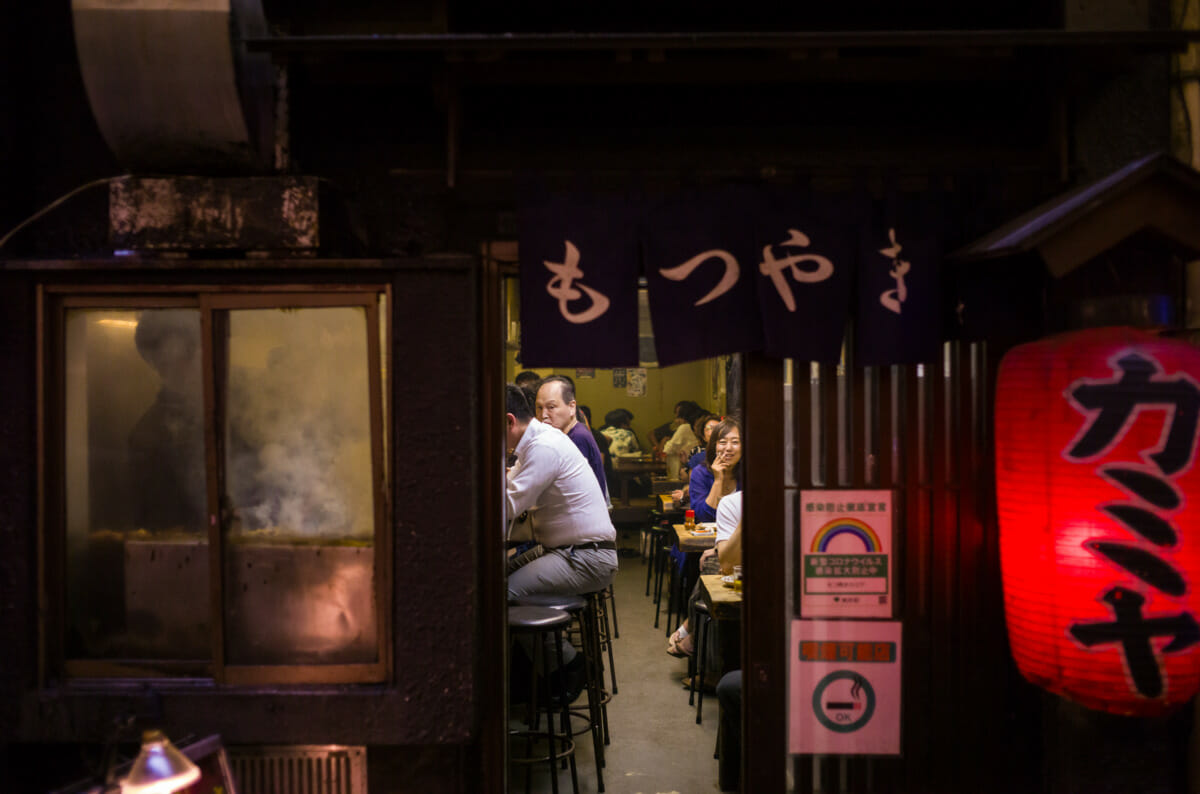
left=535, top=375, right=608, bottom=503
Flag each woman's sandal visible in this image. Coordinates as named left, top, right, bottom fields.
left=666, top=628, right=695, bottom=658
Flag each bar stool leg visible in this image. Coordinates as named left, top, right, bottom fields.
left=525, top=634, right=540, bottom=794
left=645, top=536, right=654, bottom=595
left=587, top=593, right=612, bottom=747
left=653, top=543, right=667, bottom=628
left=696, top=613, right=708, bottom=725
left=541, top=631, right=560, bottom=794
left=687, top=641, right=697, bottom=707
left=579, top=606, right=606, bottom=791
left=552, top=626, right=579, bottom=794
left=599, top=591, right=618, bottom=695
left=607, top=585, right=619, bottom=639
left=664, top=556, right=677, bottom=636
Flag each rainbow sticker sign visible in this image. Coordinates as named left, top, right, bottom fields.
left=800, top=490, right=894, bottom=619
left=810, top=518, right=882, bottom=553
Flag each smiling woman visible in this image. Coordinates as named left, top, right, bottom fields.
left=690, top=417, right=742, bottom=524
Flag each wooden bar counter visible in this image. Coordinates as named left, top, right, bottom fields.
left=673, top=523, right=716, bottom=552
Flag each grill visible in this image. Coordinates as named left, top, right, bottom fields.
left=228, top=745, right=367, bottom=794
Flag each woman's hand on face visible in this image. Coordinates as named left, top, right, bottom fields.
left=711, top=452, right=730, bottom=479
left=671, top=489, right=685, bottom=501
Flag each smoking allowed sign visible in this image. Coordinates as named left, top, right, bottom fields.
left=790, top=620, right=902, bottom=756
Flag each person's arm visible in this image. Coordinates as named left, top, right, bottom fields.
left=704, top=452, right=734, bottom=514
left=717, top=521, right=743, bottom=575
left=662, top=424, right=687, bottom=455
left=690, top=466, right=719, bottom=522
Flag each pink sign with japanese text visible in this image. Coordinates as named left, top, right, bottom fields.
left=800, top=490, right=894, bottom=618
left=790, top=619, right=902, bottom=756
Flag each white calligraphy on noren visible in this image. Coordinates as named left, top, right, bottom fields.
left=544, top=240, right=611, bottom=324
left=878, top=228, right=911, bottom=315
left=758, top=229, right=834, bottom=312
left=659, top=249, right=740, bottom=307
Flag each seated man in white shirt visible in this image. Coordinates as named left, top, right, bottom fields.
left=505, top=384, right=618, bottom=600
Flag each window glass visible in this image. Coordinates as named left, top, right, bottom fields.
left=221, top=307, right=378, bottom=665
left=64, top=308, right=209, bottom=660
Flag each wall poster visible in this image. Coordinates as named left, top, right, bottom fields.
left=799, top=489, right=895, bottom=618
left=626, top=367, right=647, bottom=397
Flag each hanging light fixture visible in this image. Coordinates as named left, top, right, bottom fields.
left=118, top=730, right=201, bottom=794
left=995, top=326, right=1200, bottom=716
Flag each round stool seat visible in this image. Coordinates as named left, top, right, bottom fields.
left=512, top=594, right=587, bottom=613
left=508, top=605, right=572, bottom=633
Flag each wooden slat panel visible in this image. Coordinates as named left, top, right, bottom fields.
left=867, top=364, right=901, bottom=784
left=954, top=342, right=985, bottom=791
left=852, top=361, right=869, bottom=487
left=786, top=341, right=1014, bottom=793
left=791, top=359, right=815, bottom=794
left=816, top=361, right=840, bottom=790
left=871, top=359, right=903, bottom=794
left=820, top=362, right=839, bottom=487
left=792, top=363, right=816, bottom=612
left=936, top=343, right=962, bottom=793
left=902, top=364, right=933, bottom=793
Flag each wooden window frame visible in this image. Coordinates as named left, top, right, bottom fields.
left=39, top=284, right=393, bottom=686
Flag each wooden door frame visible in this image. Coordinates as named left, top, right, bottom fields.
left=479, top=244, right=510, bottom=793
left=743, top=351, right=787, bottom=792
left=477, top=264, right=788, bottom=792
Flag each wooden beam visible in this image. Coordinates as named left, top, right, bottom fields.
left=743, top=352, right=786, bottom=794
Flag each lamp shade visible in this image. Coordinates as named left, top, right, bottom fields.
left=996, top=327, right=1200, bottom=716
left=120, top=730, right=201, bottom=794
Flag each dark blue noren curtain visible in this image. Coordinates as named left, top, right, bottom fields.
left=855, top=193, right=945, bottom=366
left=643, top=186, right=765, bottom=367
left=752, top=190, right=858, bottom=363
left=518, top=195, right=641, bottom=368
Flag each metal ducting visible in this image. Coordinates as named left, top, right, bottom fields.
left=72, top=0, right=275, bottom=172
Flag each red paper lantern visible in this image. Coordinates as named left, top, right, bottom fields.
left=996, top=327, right=1200, bottom=716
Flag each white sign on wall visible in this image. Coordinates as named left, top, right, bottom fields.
left=790, top=619, right=902, bottom=756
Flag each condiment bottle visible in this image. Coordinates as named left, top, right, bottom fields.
left=684, top=509, right=695, bottom=530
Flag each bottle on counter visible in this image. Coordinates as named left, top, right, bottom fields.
left=684, top=509, right=695, bottom=530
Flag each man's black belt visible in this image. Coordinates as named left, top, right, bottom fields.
left=551, top=541, right=616, bottom=552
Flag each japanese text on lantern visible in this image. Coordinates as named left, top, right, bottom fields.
left=544, top=240, right=611, bottom=324
left=1064, top=351, right=1200, bottom=698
